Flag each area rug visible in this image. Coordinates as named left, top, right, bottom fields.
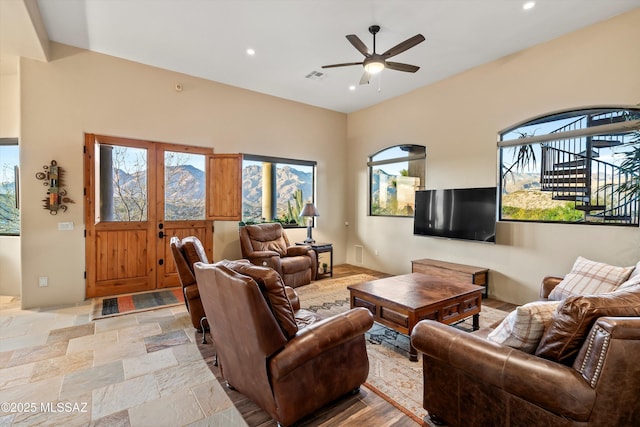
left=295, top=274, right=509, bottom=423
left=90, top=288, right=184, bottom=321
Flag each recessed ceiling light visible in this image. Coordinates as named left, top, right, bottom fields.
left=523, top=1, right=535, bottom=10
left=349, top=85, right=356, bottom=91
left=246, top=48, right=255, bottom=56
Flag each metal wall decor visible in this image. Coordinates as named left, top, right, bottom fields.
left=35, top=160, right=73, bottom=214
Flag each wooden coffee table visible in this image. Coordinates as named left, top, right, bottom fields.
left=348, top=273, right=483, bottom=361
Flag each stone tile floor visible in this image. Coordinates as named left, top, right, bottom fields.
left=0, top=296, right=244, bottom=427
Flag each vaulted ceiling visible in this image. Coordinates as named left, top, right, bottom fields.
left=2, top=1, right=639, bottom=113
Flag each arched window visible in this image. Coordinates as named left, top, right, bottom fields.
left=498, top=107, right=640, bottom=225
left=368, top=145, right=426, bottom=217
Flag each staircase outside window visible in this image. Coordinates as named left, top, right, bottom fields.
left=499, top=107, right=640, bottom=226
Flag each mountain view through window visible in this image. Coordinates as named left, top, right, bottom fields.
left=242, top=157, right=315, bottom=226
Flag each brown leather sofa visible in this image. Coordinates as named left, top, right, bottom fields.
left=411, top=277, right=640, bottom=427
left=239, top=222, right=317, bottom=287
left=169, top=236, right=207, bottom=331
left=194, top=259, right=373, bottom=427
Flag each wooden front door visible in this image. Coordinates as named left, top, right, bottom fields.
left=84, top=134, right=216, bottom=298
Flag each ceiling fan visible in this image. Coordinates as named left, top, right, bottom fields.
left=322, top=25, right=425, bottom=85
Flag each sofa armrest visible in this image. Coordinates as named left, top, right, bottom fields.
left=411, top=320, right=595, bottom=420
left=540, top=275, right=564, bottom=299
left=285, top=286, right=300, bottom=311
left=270, top=307, right=374, bottom=379
left=286, top=246, right=311, bottom=257
left=573, top=316, right=640, bottom=387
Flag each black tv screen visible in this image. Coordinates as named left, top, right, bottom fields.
left=414, top=187, right=497, bottom=243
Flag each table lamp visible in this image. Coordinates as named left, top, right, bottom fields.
left=300, top=202, right=320, bottom=243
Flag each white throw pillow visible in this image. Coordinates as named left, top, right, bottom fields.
left=548, top=256, right=634, bottom=301
left=619, top=272, right=640, bottom=290
left=487, top=300, right=561, bottom=353
left=627, top=261, right=640, bottom=280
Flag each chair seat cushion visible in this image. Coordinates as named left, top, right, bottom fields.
left=294, top=308, right=322, bottom=329
left=281, top=255, right=311, bottom=274
left=224, top=260, right=299, bottom=339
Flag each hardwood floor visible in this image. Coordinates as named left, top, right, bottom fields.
left=199, top=264, right=514, bottom=427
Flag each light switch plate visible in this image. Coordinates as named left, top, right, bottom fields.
left=58, top=222, right=74, bottom=231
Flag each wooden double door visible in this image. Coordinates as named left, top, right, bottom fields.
left=84, top=134, right=240, bottom=298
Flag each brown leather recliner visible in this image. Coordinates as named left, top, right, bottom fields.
left=411, top=277, right=640, bottom=427
left=194, top=260, right=373, bottom=427
left=169, top=236, right=207, bottom=331
left=239, top=223, right=317, bottom=287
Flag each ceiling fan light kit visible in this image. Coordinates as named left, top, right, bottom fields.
left=364, top=59, right=385, bottom=74
left=322, top=24, right=425, bottom=84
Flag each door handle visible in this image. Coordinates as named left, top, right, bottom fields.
left=158, top=231, right=164, bottom=239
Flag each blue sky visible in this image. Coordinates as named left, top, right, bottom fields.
left=0, top=146, right=19, bottom=184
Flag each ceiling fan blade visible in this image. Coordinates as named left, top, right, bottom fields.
left=359, top=71, right=370, bottom=85
left=321, top=62, right=363, bottom=69
left=385, top=61, right=420, bottom=73
left=346, top=34, right=370, bottom=57
left=382, top=34, right=425, bottom=59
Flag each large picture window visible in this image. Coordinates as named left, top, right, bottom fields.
left=241, top=155, right=316, bottom=227
left=0, top=138, right=19, bottom=235
left=499, top=107, right=640, bottom=225
left=368, top=145, right=426, bottom=217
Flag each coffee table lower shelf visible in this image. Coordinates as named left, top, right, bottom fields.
left=348, top=273, right=483, bottom=361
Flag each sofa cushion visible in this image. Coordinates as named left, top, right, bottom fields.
left=487, top=300, right=561, bottom=353
left=535, top=284, right=640, bottom=365
left=224, top=260, right=298, bottom=339
left=547, top=256, right=633, bottom=301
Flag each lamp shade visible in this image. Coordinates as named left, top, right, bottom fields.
left=300, top=202, right=320, bottom=217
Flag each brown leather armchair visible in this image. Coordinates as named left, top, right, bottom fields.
left=169, top=236, right=207, bottom=331
left=411, top=278, right=640, bottom=427
left=194, top=260, right=373, bottom=427
left=239, top=223, right=317, bottom=287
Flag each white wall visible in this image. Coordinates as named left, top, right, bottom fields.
left=346, top=9, right=640, bottom=304
left=15, top=9, right=640, bottom=308
left=0, top=67, right=21, bottom=297
left=19, top=43, right=347, bottom=309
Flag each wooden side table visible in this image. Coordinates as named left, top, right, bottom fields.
left=297, top=242, right=333, bottom=279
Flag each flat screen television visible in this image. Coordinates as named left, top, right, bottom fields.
left=413, top=187, right=497, bottom=243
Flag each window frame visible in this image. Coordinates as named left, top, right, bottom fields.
left=241, top=154, right=317, bottom=228
left=0, top=138, right=20, bottom=236
left=368, top=144, right=426, bottom=218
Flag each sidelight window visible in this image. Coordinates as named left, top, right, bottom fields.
left=0, top=139, right=19, bottom=235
